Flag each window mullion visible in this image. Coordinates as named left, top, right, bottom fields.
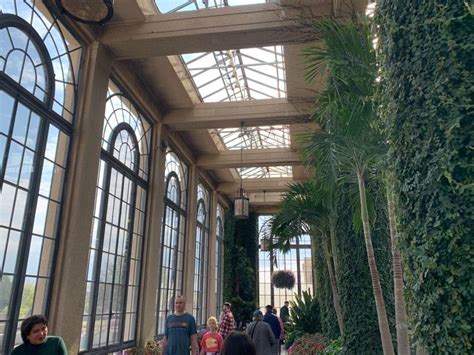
left=87, top=162, right=113, bottom=351
left=121, top=177, right=138, bottom=344
left=4, top=105, right=50, bottom=352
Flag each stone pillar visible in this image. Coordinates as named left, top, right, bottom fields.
left=184, top=165, right=198, bottom=313
left=138, top=124, right=167, bottom=344
left=49, top=42, right=113, bottom=353
left=206, top=191, right=218, bottom=319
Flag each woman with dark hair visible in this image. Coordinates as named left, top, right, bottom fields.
left=220, top=331, right=256, bottom=355
left=11, top=315, right=67, bottom=354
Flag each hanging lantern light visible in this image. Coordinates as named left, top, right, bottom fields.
left=234, top=122, right=249, bottom=219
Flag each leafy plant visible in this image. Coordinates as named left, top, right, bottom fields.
left=323, top=337, right=343, bottom=354
left=285, top=291, right=322, bottom=348
left=376, top=1, right=474, bottom=352
left=126, top=337, right=162, bottom=354
left=288, top=333, right=327, bottom=355
left=272, top=270, right=296, bottom=289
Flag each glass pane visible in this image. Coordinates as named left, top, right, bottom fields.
left=0, top=90, right=14, bottom=134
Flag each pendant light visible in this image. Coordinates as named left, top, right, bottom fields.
left=234, top=122, right=249, bottom=219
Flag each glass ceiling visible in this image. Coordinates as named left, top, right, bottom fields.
left=182, top=47, right=286, bottom=102
left=240, top=166, right=293, bottom=179
left=155, top=0, right=266, bottom=13
left=216, top=125, right=290, bottom=150
left=156, top=0, right=292, bottom=179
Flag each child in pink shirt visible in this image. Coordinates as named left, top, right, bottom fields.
left=200, top=317, right=223, bottom=355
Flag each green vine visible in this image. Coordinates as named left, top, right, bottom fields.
left=376, top=1, right=474, bottom=352
left=223, top=211, right=258, bottom=322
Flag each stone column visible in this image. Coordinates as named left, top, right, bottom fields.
left=206, top=191, right=218, bottom=319
left=137, top=124, right=167, bottom=344
left=49, top=42, right=113, bottom=353
left=184, top=165, right=198, bottom=313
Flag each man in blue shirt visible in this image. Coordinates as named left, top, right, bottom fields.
left=162, top=295, right=198, bottom=355
left=263, top=305, right=281, bottom=355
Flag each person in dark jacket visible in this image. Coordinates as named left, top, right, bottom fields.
left=246, top=310, right=275, bottom=355
left=280, top=301, right=290, bottom=323
left=263, top=305, right=281, bottom=355
left=221, top=331, right=256, bottom=355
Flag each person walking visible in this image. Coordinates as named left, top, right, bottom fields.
left=219, top=302, right=235, bottom=339
left=280, top=301, right=290, bottom=323
left=263, top=305, right=281, bottom=355
left=11, top=315, right=67, bottom=355
left=221, top=331, right=256, bottom=355
left=162, top=295, right=199, bottom=355
left=272, top=308, right=285, bottom=342
left=246, top=310, right=275, bottom=355
left=200, top=316, right=223, bottom=355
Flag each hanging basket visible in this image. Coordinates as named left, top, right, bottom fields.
left=272, top=270, right=296, bottom=289
left=260, top=238, right=271, bottom=251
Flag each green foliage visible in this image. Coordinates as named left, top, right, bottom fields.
left=376, top=1, right=474, bottom=352
left=311, top=241, right=339, bottom=341
left=288, top=333, right=327, bottom=355
left=323, top=337, right=343, bottom=355
left=285, top=291, right=322, bottom=348
left=336, top=190, right=384, bottom=353
left=223, top=210, right=258, bottom=322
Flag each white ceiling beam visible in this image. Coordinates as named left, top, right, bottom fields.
left=163, top=99, right=312, bottom=130
left=197, top=148, right=301, bottom=169
left=101, top=3, right=331, bottom=59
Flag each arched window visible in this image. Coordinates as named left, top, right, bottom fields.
left=193, top=183, right=210, bottom=325
left=215, top=204, right=224, bottom=316
left=80, top=81, right=151, bottom=352
left=156, top=149, right=188, bottom=334
left=0, top=2, right=81, bottom=353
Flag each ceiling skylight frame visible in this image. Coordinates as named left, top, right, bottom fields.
left=239, top=166, right=293, bottom=179
left=181, top=46, right=286, bottom=103
left=215, top=125, right=290, bottom=150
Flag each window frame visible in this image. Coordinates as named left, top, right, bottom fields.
left=80, top=86, right=151, bottom=353
left=0, top=9, right=80, bottom=354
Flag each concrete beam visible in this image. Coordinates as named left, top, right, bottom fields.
left=163, top=99, right=311, bottom=130
left=197, top=148, right=301, bottom=169
left=101, top=3, right=331, bottom=59
left=217, top=177, right=296, bottom=193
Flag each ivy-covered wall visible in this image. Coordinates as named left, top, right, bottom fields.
left=336, top=185, right=395, bottom=354
left=377, top=1, right=474, bottom=352
left=223, top=211, right=258, bottom=322
left=313, top=233, right=339, bottom=340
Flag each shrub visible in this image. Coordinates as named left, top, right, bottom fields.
left=323, top=337, right=343, bottom=355
left=285, top=291, right=321, bottom=348
left=288, top=333, right=327, bottom=355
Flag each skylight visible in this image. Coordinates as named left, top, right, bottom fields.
left=182, top=46, right=286, bottom=102
left=240, top=166, right=293, bottom=179
left=155, top=0, right=266, bottom=13
left=215, top=125, right=290, bottom=150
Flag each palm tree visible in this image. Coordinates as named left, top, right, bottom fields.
left=271, top=180, right=345, bottom=337
left=302, top=18, right=398, bottom=354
